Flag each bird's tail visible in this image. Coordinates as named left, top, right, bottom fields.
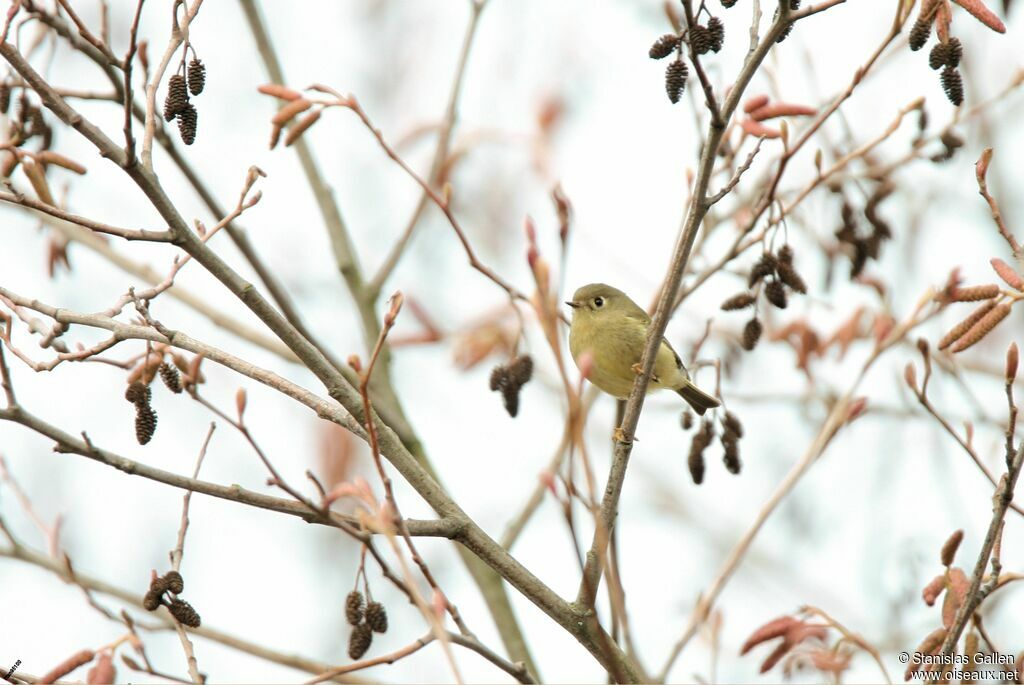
left=677, top=381, right=720, bottom=415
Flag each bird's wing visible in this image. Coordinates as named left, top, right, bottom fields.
left=622, top=302, right=687, bottom=372
left=661, top=336, right=685, bottom=371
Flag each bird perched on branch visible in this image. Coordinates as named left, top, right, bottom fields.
left=566, top=283, right=720, bottom=415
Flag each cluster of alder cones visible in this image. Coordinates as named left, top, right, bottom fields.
left=345, top=590, right=389, bottom=660
left=124, top=362, right=183, bottom=444
left=682, top=409, right=744, bottom=483
left=906, top=0, right=1008, bottom=107
left=142, top=570, right=201, bottom=628
left=720, top=244, right=808, bottom=352
left=163, top=57, right=206, bottom=145
left=489, top=354, right=534, bottom=417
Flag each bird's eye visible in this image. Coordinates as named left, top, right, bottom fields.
left=594, top=297, right=604, bottom=308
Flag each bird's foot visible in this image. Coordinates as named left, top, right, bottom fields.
left=630, top=363, right=659, bottom=383
left=612, top=427, right=637, bottom=444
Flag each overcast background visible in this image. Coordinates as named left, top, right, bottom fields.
left=2, top=0, right=1024, bottom=682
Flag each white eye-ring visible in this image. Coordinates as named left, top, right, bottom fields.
left=594, top=297, right=604, bottom=307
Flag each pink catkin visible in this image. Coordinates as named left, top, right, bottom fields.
left=950, top=303, right=1012, bottom=352
left=950, top=284, right=1000, bottom=301
left=991, top=258, right=1024, bottom=290
left=938, top=300, right=997, bottom=350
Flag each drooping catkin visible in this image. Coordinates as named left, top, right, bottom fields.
left=748, top=252, right=777, bottom=287
left=687, top=419, right=714, bottom=484
left=163, top=570, right=184, bottom=594
left=940, top=529, right=963, bottom=566
left=489, top=355, right=534, bottom=417
left=689, top=24, right=713, bottom=55
left=649, top=34, right=679, bottom=59
left=949, top=303, right=1012, bottom=352
left=928, top=41, right=951, bottom=70
left=135, top=402, right=157, bottom=445
left=776, top=260, right=807, bottom=294
left=187, top=58, right=206, bottom=95
left=159, top=362, right=183, bottom=393
left=721, top=431, right=741, bottom=474
left=908, top=16, right=932, bottom=51
left=665, top=59, right=688, bottom=104
left=143, top=589, right=162, bottom=611
left=125, top=381, right=150, bottom=405
left=345, top=591, right=365, bottom=626
left=365, top=601, right=388, bottom=633
left=163, top=74, right=188, bottom=122
left=680, top=409, right=694, bottom=430
left=741, top=318, right=763, bottom=351
left=938, top=300, right=997, bottom=350
left=707, top=17, right=725, bottom=52
left=348, top=623, right=373, bottom=660
left=723, top=411, right=744, bottom=439
left=168, top=598, right=201, bottom=627
left=764, top=280, right=788, bottom=309
left=950, top=284, right=1001, bottom=302
left=946, top=38, right=962, bottom=68
left=177, top=103, right=198, bottom=145
left=720, top=292, right=756, bottom=311
left=941, top=66, right=964, bottom=106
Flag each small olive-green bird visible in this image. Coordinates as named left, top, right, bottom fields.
left=567, top=283, right=720, bottom=414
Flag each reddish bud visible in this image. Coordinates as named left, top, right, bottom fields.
left=976, top=147, right=993, bottom=181
left=1007, top=342, right=1019, bottom=384
left=904, top=363, right=918, bottom=392
left=846, top=397, right=868, bottom=423
left=384, top=291, right=404, bottom=327
left=235, top=388, right=247, bottom=422
left=347, top=354, right=363, bottom=374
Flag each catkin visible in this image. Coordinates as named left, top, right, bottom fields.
left=741, top=318, right=763, bottom=351
left=991, top=258, right=1024, bottom=290
left=348, top=623, right=373, bottom=660
left=941, top=66, right=963, bottom=106
left=951, top=284, right=1001, bottom=302
left=649, top=34, right=679, bottom=59
left=938, top=300, right=997, bottom=350
left=345, top=591, right=365, bottom=626
left=908, top=17, right=932, bottom=51
left=949, top=303, right=1011, bottom=352
left=720, top=292, right=756, bottom=311
left=187, top=58, right=206, bottom=95
left=365, top=601, right=388, bottom=633
left=940, top=529, right=963, bottom=566
left=665, top=59, right=688, bottom=103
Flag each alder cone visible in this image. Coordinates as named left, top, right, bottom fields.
left=135, top=402, right=157, bottom=445
left=163, top=74, right=188, bottom=121
left=348, top=623, right=373, bottom=660
left=187, top=58, right=206, bottom=95
left=665, top=59, right=688, bottom=104
left=177, top=103, right=198, bottom=145
left=365, top=601, right=388, bottom=633
left=649, top=33, right=679, bottom=59
left=345, top=591, right=365, bottom=626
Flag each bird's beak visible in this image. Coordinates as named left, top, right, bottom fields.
left=565, top=301, right=579, bottom=309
